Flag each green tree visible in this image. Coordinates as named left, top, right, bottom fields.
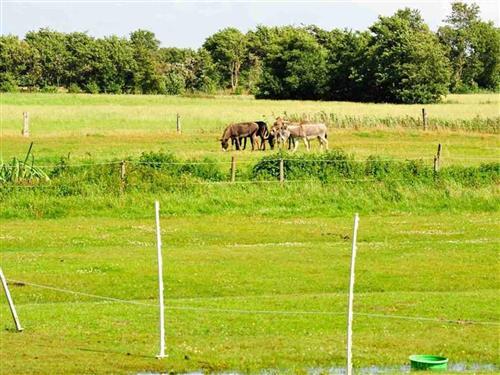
left=438, top=1, right=500, bottom=91
left=363, top=8, right=451, bottom=103
left=185, top=48, right=218, bottom=93
left=256, top=27, right=328, bottom=100
left=25, top=28, right=69, bottom=88
left=130, top=29, right=164, bottom=94
left=63, top=32, right=96, bottom=90
left=97, top=36, right=136, bottom=93
left=203, top=28, right=248, bottom=93
left=472, top=22, right=500, bottom=90
left=0, top=35, right=40, bottom=91
left=323, top=29, right=370, bottom=101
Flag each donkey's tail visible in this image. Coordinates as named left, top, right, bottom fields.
left=263, top=127, right=270, bottom=139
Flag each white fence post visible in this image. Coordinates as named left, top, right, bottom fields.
left=0, top=267, right=23, bottom=332
left=155, top=201, right=166, bottom=358
left=346, top=213, right=359, bottom=375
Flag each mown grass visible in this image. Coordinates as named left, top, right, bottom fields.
left=1, top=212, right=499, bottom=374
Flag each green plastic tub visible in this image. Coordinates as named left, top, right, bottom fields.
left=409, top=354, right=448, bottom=371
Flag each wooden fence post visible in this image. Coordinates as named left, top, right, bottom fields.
left=279, top=158, right=284, bottom=185
left=176, top=113, right=181, bottom=134
left=22, top=112, right=29, bottom=137
left=231, top=156, right=236, bottom=183
left=120, top=160, right=126, bottom=192
left=433, top=143, right=442, bottom=173
left=422, top=108, right=427, bottom=131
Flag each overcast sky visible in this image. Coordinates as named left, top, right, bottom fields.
left=2, top=0, right=498, bottom=48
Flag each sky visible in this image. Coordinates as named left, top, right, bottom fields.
left=1, top=0, right=499, bottom=48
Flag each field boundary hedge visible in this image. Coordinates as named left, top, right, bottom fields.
left=1, top=150, right=498, bottom=193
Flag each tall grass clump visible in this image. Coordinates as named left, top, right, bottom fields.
left=285, top=112, right=500, bottom=133
left=0, top=143, right=49, bottom=183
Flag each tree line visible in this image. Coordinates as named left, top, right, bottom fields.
left=1, top=2, right=498, bottom=103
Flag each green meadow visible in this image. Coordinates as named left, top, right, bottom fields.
left=1, top=93, right=499, bottom=164
left=0, top=93, right=499, bottom=374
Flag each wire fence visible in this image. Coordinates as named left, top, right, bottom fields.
left=7, top=278, right=499, bottom=326
left=5, top=155, right=499, bottom=170
left=1, top=178, right=425, bottom=190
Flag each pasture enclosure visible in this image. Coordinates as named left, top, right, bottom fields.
left=0, top=92, right=499, bottom=374
left=1, top=93, right=499, bottom=166
left=1, top=211, right=498, bottom=374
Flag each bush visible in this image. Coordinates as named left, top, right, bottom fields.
left=252, top=149, right=358, bottom=181
left=164, top=71, right=185, bottom=95
left=138, top=151, right=179, bottom=171
left=67, top=83, right=81, bottom=93
left=137, top=152, right=224, bottom=181
left=41, top=85, right=58, bottom=93
left=365, top=156, right=392, bottom=179
left=180, top=157, right=225, bottom=181
left=106, top=82, right=123, bottom=94
left=85, top=81, right=100, bottom=94
left=0, top=73, right=19, bottom=92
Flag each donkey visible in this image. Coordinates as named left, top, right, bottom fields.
left=272, top=117, right=328, bottom=152
left=278, top=123, right=328, bottom=152
left=270, top=117, right=295, bottom=150
left=233, top=121, right=270, bottom=151
left=220, top=122, right=260, bottom=151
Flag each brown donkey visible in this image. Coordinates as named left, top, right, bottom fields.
left=220, top=122, right=260, bottom=151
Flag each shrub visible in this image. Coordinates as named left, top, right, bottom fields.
left=106, top=82, right=123, bottom=94
left=41, top=85, right=58, bottom=93
left=252, top=149, right=357, bottom=181
left=85, top=81, right=100, bottom=94
left=68, top=83, right=81, bottom=93
left=0, top=72, right=19, bottom=92
left=180, top=159, right=225, bottom=181
left=164, top=71, right=186, bottom=95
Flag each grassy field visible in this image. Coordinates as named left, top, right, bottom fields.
left=1, top=93, right=499, bottom=165
left=0, top=93, right=499, bottom=374
left=1, top=212, right=498, bottom=374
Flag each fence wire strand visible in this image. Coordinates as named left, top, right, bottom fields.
left=8, top=278, right=499, bottom=326
left=2, top=177, right=414, bottom=189
left=8, top=155, right=499, bottom=170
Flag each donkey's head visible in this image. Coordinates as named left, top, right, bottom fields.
left=220, top=138, right=229, bottom=151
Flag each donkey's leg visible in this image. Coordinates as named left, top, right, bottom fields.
left=253, top=135, right=260, bottom=151
left=303, top=137, right=310, bottom=151
left=235, top=137, right=241, bottom=151
left=323, top=136, right=329, bottom=150
left=318, top=136, right=323, bottom=151
left=293, top=137, right=299, bottom=152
